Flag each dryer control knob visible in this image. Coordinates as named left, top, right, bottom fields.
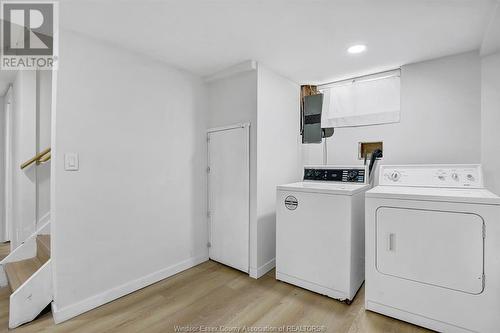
left=452, top=173, right=459, bottom=181
left=390, top=171, right=401, bottom=182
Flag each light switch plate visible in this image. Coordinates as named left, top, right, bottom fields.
left=64, top=153, right=79, bottom=171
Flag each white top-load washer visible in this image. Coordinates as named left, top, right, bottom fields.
left=365, top=164, right=500, bottom=333
left=276, top=165, right=371, bottom=302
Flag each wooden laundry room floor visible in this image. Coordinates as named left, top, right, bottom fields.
left=0, top=260, right=430, bottom=333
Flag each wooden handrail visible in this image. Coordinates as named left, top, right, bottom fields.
left=38, top=152, right=51, bottom=163
left=20, top=147, right=51, bottom=170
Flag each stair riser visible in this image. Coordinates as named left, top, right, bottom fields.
left=36, top=240, right=50, bottom=264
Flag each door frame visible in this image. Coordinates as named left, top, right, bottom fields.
left=206, top=122, right=250, bottom=272
left=3, top=86, right=13, bottom=244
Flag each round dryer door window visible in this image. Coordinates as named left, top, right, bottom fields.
left=284, top=196, right=298, bottom=210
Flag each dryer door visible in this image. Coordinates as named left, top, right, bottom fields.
left=376, top=207, right=484, bottom=294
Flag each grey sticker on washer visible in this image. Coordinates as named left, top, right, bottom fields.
left=285, top=196, right=298, bottom=210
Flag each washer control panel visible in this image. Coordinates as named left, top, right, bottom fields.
left=379, top=164, right=483, bottom=188
left=304, top=165, right=368, bottom=184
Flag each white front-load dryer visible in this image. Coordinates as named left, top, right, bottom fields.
left=365, top=164, right=500, bottom=333
left=276, top=165, right=370, bottom=302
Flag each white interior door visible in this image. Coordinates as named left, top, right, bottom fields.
left=208, top=124, right=250, bottom=273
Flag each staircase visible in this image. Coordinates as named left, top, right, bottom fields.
left=0, top=222, right=53, bottom=328
left=5, top=235, right=50, bottom=292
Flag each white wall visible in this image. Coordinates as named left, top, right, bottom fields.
left=256, top=66, right=301, bottom=275
left=52, top=30, right=208, bottom=321
left=481, top=52, right=500, bottom=194
left=36, top=71, right=52, bottom=225
left=12, top=71, right=37, bottom=247
left=303, top=52, right=482, bottom=175
left=0, top=96, right=5, bottom=241
left=0, top=70, right=51, bottom=246
left=480, top=0, right=500, bottom=56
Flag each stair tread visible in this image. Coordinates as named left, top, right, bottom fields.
left=5, top=257, right=43, bottom=292
left=36, top=234, right=50, bottom=263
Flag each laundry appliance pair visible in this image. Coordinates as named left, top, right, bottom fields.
left=277, top=164, right=500, bottom=332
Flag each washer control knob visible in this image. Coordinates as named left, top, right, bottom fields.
left=451, top=173, right=459, bottom=181
left=390, top=171, right=401, bottom=182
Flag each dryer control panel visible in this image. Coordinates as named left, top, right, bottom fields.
left=379, top=164, right=484, bottom=188
left=303, top=166, right=368, bottom=184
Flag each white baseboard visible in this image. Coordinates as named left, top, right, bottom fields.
left=249, top=258, right=275, bottom=279
left=52, top=254, right=209, bottom=324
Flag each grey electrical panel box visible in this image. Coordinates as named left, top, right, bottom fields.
left=302, top=94, right=323, bottom=144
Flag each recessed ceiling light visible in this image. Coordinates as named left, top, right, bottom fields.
left=347, top=44, right=367, bottom=54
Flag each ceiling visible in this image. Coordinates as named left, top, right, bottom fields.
left=60, top=0, right=496, bottom=84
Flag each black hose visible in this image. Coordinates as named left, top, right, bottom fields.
left=369, top=149, right=383, bottom=177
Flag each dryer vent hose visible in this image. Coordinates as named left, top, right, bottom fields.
left=369, top=149, right=384, bottom=177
